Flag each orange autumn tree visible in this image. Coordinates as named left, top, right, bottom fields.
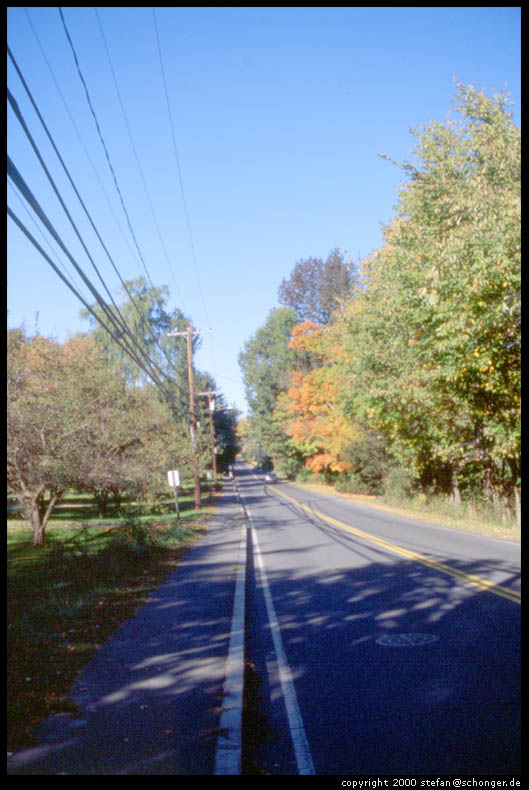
left=278, top=320, right=357, bottom=477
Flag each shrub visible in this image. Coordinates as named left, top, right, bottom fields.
left=335, top=473, right=376, bottom=496
left=383, top=467, right=417, bottom=501
left=295, top=467, right=316, bottom=484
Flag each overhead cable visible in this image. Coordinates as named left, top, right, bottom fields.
left=8, top=45, right=190, bottom=397
left=7, top=155, right=189, bottom=411
left=7, top=203, right=182, bottom=407
left=152, top=6, right=211, bottom=331
left=22, top=6, right=146, bottom=280
left=94, top=6, right=186, bottom=311
left=58, top=6, right=156, bottom=292
left=152, top=6, right=219, bottom=389
left=8, top=81, right=133, bottom=341
left=8, top=180, right=85, bottom=296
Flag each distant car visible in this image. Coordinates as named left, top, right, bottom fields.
left=265, top=472, right=278, bottom=483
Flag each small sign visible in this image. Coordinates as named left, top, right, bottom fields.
left=167, top=470, right=180, bottom=488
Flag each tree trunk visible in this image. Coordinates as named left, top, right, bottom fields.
left=514, top=487, right=521, bottom=530
left=96, top=491, right=108, bottom=518
left=112, top=489, right=122, bottom=513
left=451, top=467, right=462, bottom=505
left=31, top=506, right=45, bottom=546
left=32, top=491, right=61, bottom=546
left=507, top=458, right=520, bottom=530
left=483, top=468, right=494, bottom=503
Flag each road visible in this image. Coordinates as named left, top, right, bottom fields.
left=235, top=463, right=521, bottom=776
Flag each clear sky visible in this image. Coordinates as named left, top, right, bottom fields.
left=7, top=7, right=521, bottom=414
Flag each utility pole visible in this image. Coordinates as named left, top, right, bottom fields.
left=197, top=390, right=218, bottom=483
left=166, top=325, right=211, bottom=509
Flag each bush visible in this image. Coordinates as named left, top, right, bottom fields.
left=295, top=467, right=316, bottom=484
left=383, top=467, right=417, bottom=501
left=275, top=455, right=305, bottom=480
left=335, top=473, right=377, bottom=496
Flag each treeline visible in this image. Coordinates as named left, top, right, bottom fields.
left=7, top=278, right=239, bottom=545
left=238, top=83, right=520, bottom=523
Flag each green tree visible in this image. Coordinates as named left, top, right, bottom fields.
left=211, top=399, right=240, bottom=473
left=7, top=326, right=206, bottom=542
left=239, top=308, right=301, bottom=472
left=342, top=82, right=520, bottom=510
left=7, top=330, right=136, bottom=543
left=71, top=381, right=194, bottom=516
left=80, top=276, right=196, bottom=415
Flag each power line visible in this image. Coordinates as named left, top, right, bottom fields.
left=9, top=9, right=215, bottom=415
left=94, top=6, right=186, bottom=311
left=22, top=6, right=146, bottom=281
left=151, top=6, right=211, bottom=330
left=8, top=81, right=132, bottom=341
left=58, top=6, right=157, bottom=293
left=7, top=154, right=144, bottom=364
left=8, top=44, right=190, bottom=394
left=7, top=202, right=182, bottom=407
left=8, top=180, right=85, bottom=297
left=7, top=154, right=189, bottom=410
left=152, top=7, right=219, bottom=391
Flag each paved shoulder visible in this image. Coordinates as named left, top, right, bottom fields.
left=8, top=483, right=245, bottom=775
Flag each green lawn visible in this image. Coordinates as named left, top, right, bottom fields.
left=7, top=487, right=218, bottom=754
left=7, top=485, right=216, bottom=527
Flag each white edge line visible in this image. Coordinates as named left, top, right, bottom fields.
left=213, top=521, right=247, bottom=775
left=249, top=513, right=316, bottom=776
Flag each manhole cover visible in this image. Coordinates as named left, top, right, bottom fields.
left=376, top=633, right=439, bottom=647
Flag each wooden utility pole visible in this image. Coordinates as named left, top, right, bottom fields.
left=167, top=325, right=211, bottom=509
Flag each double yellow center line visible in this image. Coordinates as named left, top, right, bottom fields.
left=268, top=485, right=521, bottom=605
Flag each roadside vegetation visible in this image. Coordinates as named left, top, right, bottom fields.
left=7, top=275, right=238, bottom=753
left=7, top=486, right=216, bottom=754
left=291, top=474, right=520, bottom=542
left=7, top=277, right=239, bottom=547
left=239, top=83, right=520, bottom=533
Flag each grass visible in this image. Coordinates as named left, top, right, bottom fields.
left=7, top=486, right=218, bottom=527
left=7, top=488, right=218, bottom=754
left=290, top=480, right=521, bottom=542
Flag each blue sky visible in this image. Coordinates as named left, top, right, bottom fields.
left=7, top=7, right=521, bottom=413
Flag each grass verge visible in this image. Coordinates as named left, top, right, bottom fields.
left=7, top=503, right=216, bottom=754
left=289, top=480, right=520, bottom=542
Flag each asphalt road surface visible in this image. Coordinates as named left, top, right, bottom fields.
left=236, top=463, right=520, bottom=776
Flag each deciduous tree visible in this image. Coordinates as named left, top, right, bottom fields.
left=238, top=308, right=300, bottom=471
left=278, top=320, right=357, bottom=479
left=342, top=82, right=520, bottom=507
left=278, top=248, right=357, bottom=324
left=7, top=330, right=130, bottom=543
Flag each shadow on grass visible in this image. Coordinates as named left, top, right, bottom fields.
left=7, top=515, right=211, bottom=754
left=9, top=530, right=521, bottom=775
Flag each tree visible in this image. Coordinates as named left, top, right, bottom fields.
left=71, top=381, right=193, bottom=516
left=341, top=82, right=520, bottom=508
left=212, top=403, right=240, bottom=472
left=7, top=330, right=132, bottom=543
left=278, top=320, right=357, bottom=479
left=7, top=327, right=203, bottom=543
left=238, top=308, right=301, bottom=472
left=192, top=370, right=240, bottom=476
left=80, top=276, right=196, bottom=415
left=278, top=248, right=357, bottom=324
